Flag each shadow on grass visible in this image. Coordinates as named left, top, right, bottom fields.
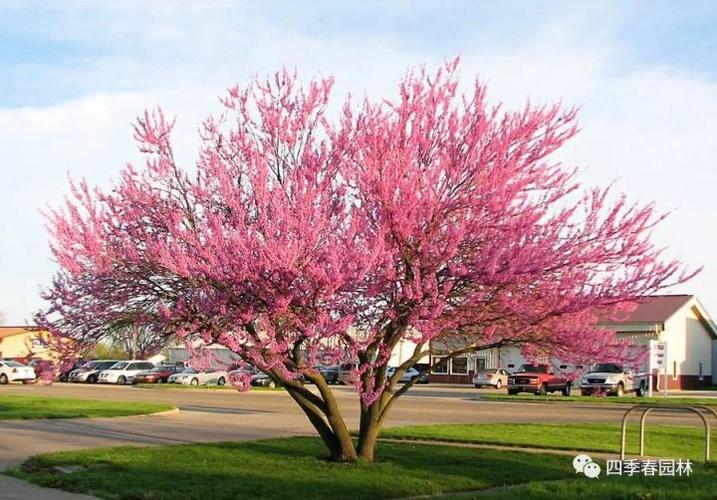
left=11, top=437, right=572, bottom=500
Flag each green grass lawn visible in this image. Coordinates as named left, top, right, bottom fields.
left=0, top=394, right=174, bottom=420
left=480, top=393, right=717, bottom=406
left=11, top=436, right=717, bottom=500
left=449, top=466, right=717, bottom=500
left=380, top=423, right=715, bottom=461
left=9, top=438, right=573, bottom=499
left=11, top=429, right=717, bottom=499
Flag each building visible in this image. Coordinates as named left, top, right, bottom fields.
left=598, top=294, right=716, bottom=389
left=0, top=326, right=53, bottom=360
left=429, top=294, right=717, bottom=389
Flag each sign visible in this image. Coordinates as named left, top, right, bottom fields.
left=648, top=340, right=668, bottom=397
left=649, top=340, right=666, bottom=368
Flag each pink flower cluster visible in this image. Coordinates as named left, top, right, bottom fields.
left=37, top=60, right=694, bottom=402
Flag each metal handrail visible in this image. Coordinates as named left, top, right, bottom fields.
left=620, top=404, right=714, bottom=462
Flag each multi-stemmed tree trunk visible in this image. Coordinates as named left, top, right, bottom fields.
left=38, top=60, right=693, bottom=463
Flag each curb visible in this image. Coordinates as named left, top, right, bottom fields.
left=475, top=397, right=717, bottom=410
left=150, top=408, right=180, bottom=416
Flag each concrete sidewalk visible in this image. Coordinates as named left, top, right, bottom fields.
left=0, top=474, right=98, bottom=499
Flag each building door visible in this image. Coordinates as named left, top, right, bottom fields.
left=475, top=358, right=486, bottom=372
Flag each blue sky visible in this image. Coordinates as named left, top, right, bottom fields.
left=1, top=1, right=717, bottom=323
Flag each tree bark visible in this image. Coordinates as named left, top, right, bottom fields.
left=356, top=403, right=381, bottom=461
left=282, top=378, right=358, bottom=462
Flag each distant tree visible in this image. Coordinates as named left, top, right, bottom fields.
left=37, top=60, right=693, bottom=462
left=105, top=324, right=163, bottom=360
left=87, top=341, right=130, bottom=361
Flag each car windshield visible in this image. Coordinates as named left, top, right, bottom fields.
left=519, top=364, right=547, bottom=373
left=182, top=368, right=197, bottom=374
left=97, top=362, right=118, bottom=370
left=479, top=369, right=498, bottom=374
left=590, top=363, right=623, bottom=373
left=111, top=362, right=128, bottom=370
left=82, top=361, right=97, bottom=369
left=5, top=361, right=23, bottom=367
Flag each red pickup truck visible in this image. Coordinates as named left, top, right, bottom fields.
left=507, top=364, right=572, bottom=396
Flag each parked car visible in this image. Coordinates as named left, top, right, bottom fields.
left=473, top=368, right=509, bottom=389
left=250, top=372, right=278, bottom=388
left=98, top=360, right=155, bottom=385
left=169, top=367, right=228, bottom=386
left=316, top=365, right=340, bottom=384
left=132, top=364, right=185, bottom=384
left=580, top=363, right=647, bottom=397
left=386, top=366, right=429, bottom=384
left=337, top=363, right=358, bottom=385
left=0, top=359, right=36, bottom=384
left=69, top=360, right=121, bottom=383
left=507, top=364, right=572, bottom=396
left=57, top=358, right=90, bottom=382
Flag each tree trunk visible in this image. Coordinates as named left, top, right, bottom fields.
left=283, top=381, right=358, bottom=462
left=356, top=399, right=383, bottom=461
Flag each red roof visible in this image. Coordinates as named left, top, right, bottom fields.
left=599, top=295, right=693, bottom=324
left=0, top=326, right=40, bottom=340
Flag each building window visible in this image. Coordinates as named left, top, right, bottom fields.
left=433, top=356, right=448, bottom=374
left=452, top=357, right=468, bottom=374
left=673, top=361, right=677, bottom=380
left=475, top=358, right=487, bottom=372
left=699, top=362, right=704, bottom=381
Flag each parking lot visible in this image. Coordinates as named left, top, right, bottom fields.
left=1, top=382, right=711, bottom=471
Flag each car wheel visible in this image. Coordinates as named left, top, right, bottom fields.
left=474, top=384, right=482, bottom=389
left=87, top=374, right=98, bottom=384
left=615, top=383, right=624, bottom=397
left=117, top=376, right=127, bottom=385
left=190, top=378, right=199, bottom=386
left=581, top=390, right=590, bottom=397
left=562, top=383, right=572, bottom=396
left=636, top=382, right=646, bottom=397
left=268, top=380, right=276, bottom=388
left=537, top=383, right=548, bottom=396
left=507, top=389, right=517, bottom=395
left=217, top=377, right=226, bottom=386
left=158, top=378, right=165, bottom=384
left=0, top=374, right=7, bottom=385
left=495, top=380, right=502, bottom=390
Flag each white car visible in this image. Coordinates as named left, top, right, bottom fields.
left=386, top=366, right=428, bottom=384
left=580, top=363, right=647, bottom=397
left=0, top=360, right=36, bottom=384
left=169, top=367, right=228, bottom=386
left=473, top=368, right=509, bottom=389
left=98, top=360, right=155, bottom=385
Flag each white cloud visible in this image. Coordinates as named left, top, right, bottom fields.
left=1, top=3, right=716, bottom=322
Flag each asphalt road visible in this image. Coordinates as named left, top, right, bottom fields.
left=0, top=383, right=712, bottom=470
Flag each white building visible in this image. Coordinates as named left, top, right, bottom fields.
left=429, top=295, right=717, bottom=388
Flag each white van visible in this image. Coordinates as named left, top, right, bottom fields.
left=98, top=360, right=155, bottom=385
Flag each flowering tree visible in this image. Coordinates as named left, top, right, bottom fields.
left=38, top=61, right=692, bottom=462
